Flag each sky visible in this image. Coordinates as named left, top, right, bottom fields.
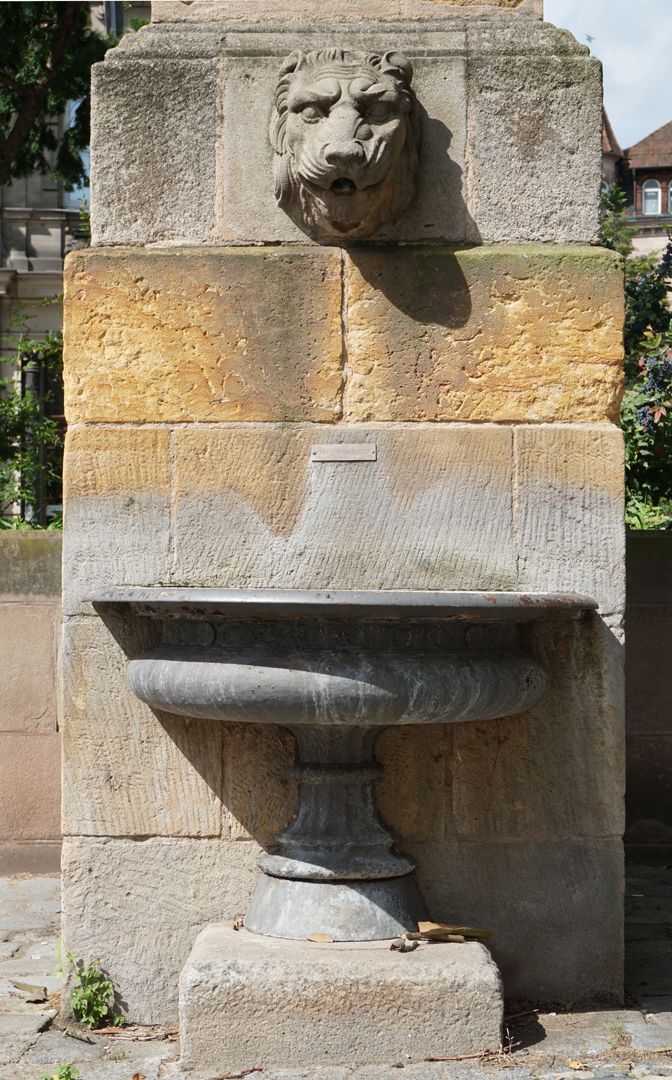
left=544, top=0, right=672, bottom=150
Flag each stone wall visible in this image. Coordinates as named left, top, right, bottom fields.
left=0, top=534, right=62, bottom=874
left=626, top=533, right=672, bottom=847
left=62, top=3, right=625, bottom=1024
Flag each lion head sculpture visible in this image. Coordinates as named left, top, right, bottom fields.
left=270, top=48, right=421, bottom=242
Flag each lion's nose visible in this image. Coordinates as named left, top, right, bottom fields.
left=323, top=141, right=366, bottom=167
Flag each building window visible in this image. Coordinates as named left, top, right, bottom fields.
left=669, top=180, right=672, bottom=214
left=62, top=100, right=90, bottom=210
left=642, top=179, right=662, bottom=216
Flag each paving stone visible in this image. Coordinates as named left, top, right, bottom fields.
left=626, top=1002, right=672, bottom=1045
left=9, top=1062, right=164, bottom=1080
left=21, top=1028, right=107, bottom=1064
left=0, top=989, right=58, bottom=1015
left=0, top=1030, right=41, bottom=1066
left=530, top=1010, right=645, bottom=1056
left=0, top=876, right=61, bottom=936
left=0, top=955, right=61, bottom=979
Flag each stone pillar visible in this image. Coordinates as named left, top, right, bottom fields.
left=61, top=0, right=624, bottom=1029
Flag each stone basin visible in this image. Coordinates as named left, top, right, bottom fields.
left=93, top=587, right=597, bottom=942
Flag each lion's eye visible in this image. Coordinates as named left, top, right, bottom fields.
left=299, top=105, right=324, bottom=123
left=365, top=103, right=392, bottom=123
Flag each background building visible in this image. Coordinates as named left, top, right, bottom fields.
left=602, top=112, right=672, bottom=258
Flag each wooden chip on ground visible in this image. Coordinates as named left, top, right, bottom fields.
left=417, top=921, right=492, bottom=941
left=307, top=933, right=334, bottom=943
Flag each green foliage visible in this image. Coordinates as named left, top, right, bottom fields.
left=68, top=954, right=125, bottom=1029
left=0, top=3, right=112, bottom=187
left=599, top=186, right=636, bottom=258
left=619, top=237, right=672, bottom=529
left=39, top=1064, right=80, bottom=1080
left=0, top=323, right=64, bottom=525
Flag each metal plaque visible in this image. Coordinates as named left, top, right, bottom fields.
left=311, top=443, right=377, bottom=462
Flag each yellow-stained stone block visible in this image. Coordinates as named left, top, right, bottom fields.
left=172, top=424, right=518, bottom=591
left=63, top=426, right=172, bottom=499
left=514, top=424, right=625, bottom=614
left=63, top=427, right=172, bottom=615
left=344, top=246, right=623, bottom=423
left=64, top=247, right=343, bottom=424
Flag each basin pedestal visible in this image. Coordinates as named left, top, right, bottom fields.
left=245, top=724, right=427, bottom=940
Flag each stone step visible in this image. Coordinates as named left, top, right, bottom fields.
left=179, top=923, right=503, bottom=1075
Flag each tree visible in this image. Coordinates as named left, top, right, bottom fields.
left=0, top=3, right=111, bottom=188
left=600, top=188, right=672, bottom=528
left=599, top=185, right=636, bottom=258
left=0, top=324, right=63, bottom=527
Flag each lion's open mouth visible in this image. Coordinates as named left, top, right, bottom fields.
left=330, top=178, right=357, bottom=196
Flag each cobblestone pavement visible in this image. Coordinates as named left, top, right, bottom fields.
left=2, top=862, right=672, bottom=1080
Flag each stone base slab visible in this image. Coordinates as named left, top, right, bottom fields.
left=179, top=924, right=503, bottom=1073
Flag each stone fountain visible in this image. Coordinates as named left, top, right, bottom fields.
left=94, top=587, right=595, bottom=943
left=93, top=586, right=595, bottom=1067
left=61, top=1, right=625, bottom=1074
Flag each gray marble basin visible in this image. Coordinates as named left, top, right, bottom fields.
left=93, top=587, right=596, bottom=942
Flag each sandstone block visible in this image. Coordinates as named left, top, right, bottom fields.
left=92, top=20, right=596, bottom=246
left=0, top=603, right=59, bottom=733
left=64, top=248, right=343, bottom=424
left=0, top=842, right=61, bottom=875
left=218, top=53, right=468, bottom=244
left=407, top=837, right=624, bottom=1004
left=0, top=734, right=61, bottom=841
left=91, top=57, right=218, bottom=245
left=152, top=0, right=541, bottom=22
left=61, top=836, right=262, bottom=1025
left=514, top=425, right=625, bottom=614
left=222, top=724, right=297, bottom=844
left=467, top=55, right=603, bottom=243
left=180, top=926, right=503, bottom=1073
left=344, top=247, right=623, bottom=423
left=376, top=725, right=450, bottom=841
left=450, top=615, right=625, bottom=842
left=173, top=424, right=518, bottom=590
left=61, top=617, right=222, bottom=838
left=62, top=427, right=172, bottom=615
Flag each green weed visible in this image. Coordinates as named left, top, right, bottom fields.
left=67, top=953, right=124, bottom=1029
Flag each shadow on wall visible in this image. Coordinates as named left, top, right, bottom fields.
left=409, top=613, right=625, bottom=1005
left=347, top=243, right=474, bottom=329
left=345, top=108, right=480, bottom=327
left=374, top=103, right=482, bottom=247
